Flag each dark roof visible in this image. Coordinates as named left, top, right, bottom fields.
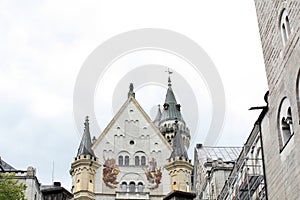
left=163, top=190, right=196, bottom=200
left=77, top=116, right=95, bottom=157
left=160, top=77, right=184, bottom=123
left=169, top=122, right=188, bottom=159
left=0, top=159, right=16, bottom=172
left=41, top=183, right=73, bottom=198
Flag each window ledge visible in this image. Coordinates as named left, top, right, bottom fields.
left=279, top=132, right=294, bottom=153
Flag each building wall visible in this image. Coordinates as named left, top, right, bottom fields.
left=14, top=168, right=43, bottom=200
left=254, top=1, right=300, bottom=199
left=92, top=100, right=172, bottom=199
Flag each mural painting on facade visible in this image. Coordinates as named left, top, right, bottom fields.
left=145, top=158, right=162, bottom=189
left=102, top=158, right=120, bottom=188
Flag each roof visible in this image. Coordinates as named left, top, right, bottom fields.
left=163, top=190, right=196, bottom=200
left=0, top=158, right=16, bottom=172
left=160, top=77, right=184, bottom=123
left=195, top=145, right=242, bottom=164
left=153, top=105, right=162, bottom=125
left=41, top=182, right=73, bottom=198
left=77, top=116, right=95, bottom=157
left=169, top=122, right=188, bottom=159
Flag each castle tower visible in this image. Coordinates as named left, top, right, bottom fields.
left=155, top=70, right=191, bottom=150
left=165, top=121, right=193, bottom=192
left=70, top=116, right=100, bottom=200
left=254, top=1, right=300, bottom=199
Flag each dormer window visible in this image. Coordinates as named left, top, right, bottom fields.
left=279, top=9, right=291, bottom=45
left=163, top=103, right=169, bottom=110
left=176, top=104, right=181, bottom=111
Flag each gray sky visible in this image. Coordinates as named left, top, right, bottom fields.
left=0, top=0, right=268, bottom=190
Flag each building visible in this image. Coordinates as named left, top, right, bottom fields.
left=0, top=158, right=73, bottom=200
left=218, top=106, right=268, bottom=200
left=41, top=182, right=73, bottom=200
left=193, top=145, right=241, bottom=200
left=70, top=76, right=194, bottom=200
left=254, top=0, right=300, bottom=199
left=0, top=158, right=43, bottom=200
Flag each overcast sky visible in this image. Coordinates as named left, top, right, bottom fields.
left=0, top=0, right=268, bottom=190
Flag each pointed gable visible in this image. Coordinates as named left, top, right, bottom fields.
left=92, top=96, right=172, bottom=151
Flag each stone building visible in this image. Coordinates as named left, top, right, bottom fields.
left=253, top=0, right=300, bottom=199
left=218, top=106, right=268, bottom=200
left=0, top=158, right=43, bottom=200
left=193, top=145, right=241, bottom=200
left=70, top=76, right=193, bottom=200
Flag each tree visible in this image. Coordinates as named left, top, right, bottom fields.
left=0, top=173, right=27, bottom=200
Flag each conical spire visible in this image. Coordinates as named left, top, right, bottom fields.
left=153, top=105, right=162, bottom=125
left=128, top=83, right=135, bottom=98
left=169, top=120, right=188, bottom=159
left=77, top=116, right=95, bottom=157
left=160, top=73, right=183, bottom=122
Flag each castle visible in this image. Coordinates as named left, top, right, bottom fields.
left=70, top=75, right=194, bottom=200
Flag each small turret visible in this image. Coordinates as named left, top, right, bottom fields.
left=153, top=105, right=162, bottom=126
left=156, top=69, right=191, bottom=150
left=165, top=121, right=193, bottom=192
left=70, top=116, right=100, bottom=200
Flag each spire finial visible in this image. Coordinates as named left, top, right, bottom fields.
left=84, top=116, right=89, bottom=129
left=128, top=83, right=135, bottom=98
left=165, top=68, right=173, bottom=87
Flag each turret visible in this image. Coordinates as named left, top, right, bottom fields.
left=165, top=120, right=193, bottom=192
left=155, top=69, right=191, bottom=150
left=70, top=116, right=100, bottom=200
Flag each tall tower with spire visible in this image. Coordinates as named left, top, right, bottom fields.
left=70, top=116, right=100, bottom=200
left=165, top=120, right=193, bottom=192
left=154, top=69, right=191, bottom=150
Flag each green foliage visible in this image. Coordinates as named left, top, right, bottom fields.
left=0, top=173, right=27, bottom=200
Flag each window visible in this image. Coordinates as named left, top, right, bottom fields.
left=278, top=98, right=294, bottom=150
left=135, top=156, right=140, bottom=166
left=121, top=182, right=127, bottom=192
left=141, top=156, right=146, bottom=166
left=138, top=182, right=144, bottom=192
left=125, top=156, right=129, bottom=165
left=279, top=9, right=291, bottom=45
left=118, top=155, right=123, bottom=166
left=129, top=182, right=136, bottom=192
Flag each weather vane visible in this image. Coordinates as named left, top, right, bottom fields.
left=165, top=68, right=173, bottom=87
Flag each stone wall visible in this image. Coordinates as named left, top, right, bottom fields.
left=254, top=0, right=300, bottom=199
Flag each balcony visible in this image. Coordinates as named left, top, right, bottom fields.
left=116, top=183, right=150, bottom=200
left=115, top=191, right=150, bottom=200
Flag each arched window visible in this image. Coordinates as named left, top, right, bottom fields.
left=135, top=156, right=140, bottom=166
left=125, top=156, right=129, bottom=166
left=118, top=155, right=123, bottom=166
left=138, top=182, right=144, bottom=192
left=279, top=9, right=291, bottom=45
left=141, top=156, right=146, bottom=166
left=129, top=182, right=136, bottom=192
left=121, top=182, right=127, bottom=192
left=278, top=98, right=293, bottom=150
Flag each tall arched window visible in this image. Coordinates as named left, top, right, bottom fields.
left=125, top=156, right=129, bottom=166
left=141, top=156, right=146, bottom=166
left=279, top=9, right=291, bottom=45
left=138, top=182, right=144, bottom=192
left=129, top=182, right=136, bottom=192
left=118, top=155, right=123, bottom=166
left=135, top=156, right=140, bottom=166
left=278, top=97, right=293, bottom=150
left=121, top=182, right=127, bottom=192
